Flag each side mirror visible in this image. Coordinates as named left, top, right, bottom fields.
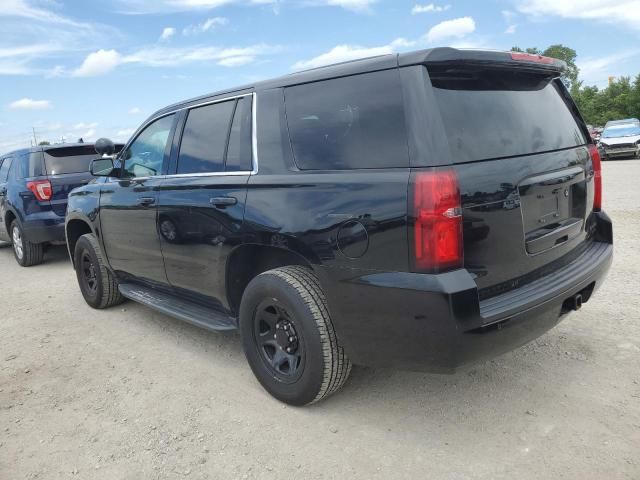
left=95, top=137, right=116, bottom=156
left=90, top=158, right=115, bottom=177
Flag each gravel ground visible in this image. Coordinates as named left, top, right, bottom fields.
left=1, top=160, right=639, bottom=480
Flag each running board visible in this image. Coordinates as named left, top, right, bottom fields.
left=118, top=284, right=237, bottom=332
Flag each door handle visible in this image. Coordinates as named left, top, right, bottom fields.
left=138, top=197, right=156, bottom=207
left=210, top=196, right=237, bottom=207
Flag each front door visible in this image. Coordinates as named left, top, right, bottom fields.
left=0, top=157, right=14, bottom=242
left=158, top=95, right=253, bottom=310
left=99, top=114, right=176, bottom=284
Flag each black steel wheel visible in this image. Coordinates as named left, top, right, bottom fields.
left=80, top=250, right=99, bottom=296
left=74, top=233, right=124, bottom=309
left=239, top=266, right=352, bottom=406
left=253, top=300, right=305, bottom=383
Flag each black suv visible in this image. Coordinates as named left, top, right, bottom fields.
left=66, top=49, right=613, bottom=405
left=0, top=143, right=120, bottom=266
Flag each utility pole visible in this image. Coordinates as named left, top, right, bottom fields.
left=32, top=127, right=38, bottom=146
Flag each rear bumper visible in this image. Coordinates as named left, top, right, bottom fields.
left=21, top=211, right=66, bottom=244
left=322, top=213, right=613, bottom=372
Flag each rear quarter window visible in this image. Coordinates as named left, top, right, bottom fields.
left=284, top=69, right=409, bottom=170
left=0, top=158, right=11, bottom=182
left=428, top=68, right=587, bottom=163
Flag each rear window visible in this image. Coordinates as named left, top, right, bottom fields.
left=284, top=69, right=409, bottom=170
left=429, top=68, right=586, bottom=164
left=44, top=145, right=122, bottom=175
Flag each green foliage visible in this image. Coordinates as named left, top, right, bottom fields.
left=38, top=141, right=50, bottom=146
left=512, top=45, right=640, bottom=127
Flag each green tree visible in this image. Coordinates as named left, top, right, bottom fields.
left=38, top=141, right=50, bottom=146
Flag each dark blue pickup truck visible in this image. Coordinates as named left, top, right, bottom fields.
left=0, top=143, right=122, bottom=266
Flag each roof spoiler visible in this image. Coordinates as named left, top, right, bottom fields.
left=399, top=47, right=567, bottom=76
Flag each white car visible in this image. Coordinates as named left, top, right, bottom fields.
left=599, top=122, right=640, bottom=160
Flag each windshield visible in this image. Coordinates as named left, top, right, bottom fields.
left=602, top=125, right=640, bottom=138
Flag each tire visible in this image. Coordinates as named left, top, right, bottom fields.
left=239, top=266, right=352, bottom=406
left=10, top=220, right=44, bottom=267
left=74, top=233, right=124, bottom=309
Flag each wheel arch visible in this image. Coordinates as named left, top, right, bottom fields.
left=226, top=244, right=316, bottom=316
left=4, top=209, right=17, bottom=234
left=65, top=217, right=95, bottom=267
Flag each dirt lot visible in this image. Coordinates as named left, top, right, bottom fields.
left=1, top=160, right=639, bottom=480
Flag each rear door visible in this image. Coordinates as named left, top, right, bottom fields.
left=99, top=114, right=176, bottom=284
left=157, top=95, right=252, bottom=309
left=424, top=64, right=593, bottom=295
left=0, top=157, right=12, bottom=241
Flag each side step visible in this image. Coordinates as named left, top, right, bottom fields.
left=118, top=283, right=237, bottom=332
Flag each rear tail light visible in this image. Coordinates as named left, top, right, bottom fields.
left=411, top=169, right=463, bottom=273
left=588, top=144, right=602, bottom=211
left=510, top=52, right=555, bottom=64
left=589, top=145, right=602, bottom=212
left=26, top=180, right=52, bottom=202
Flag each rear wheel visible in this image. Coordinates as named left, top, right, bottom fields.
left=10, top=220, right=44, bottom=267
left=239, top=266, right=352, bottom=406
left=74, top=233, right=124, bottom=309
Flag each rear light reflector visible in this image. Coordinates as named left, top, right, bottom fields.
left=510, top=52, right=555, bottom=64
left=26, top=180, right=52, bottom=202
left=588, top=144, right=602, bottom=211
left=411, top=169, right=463, bottom=273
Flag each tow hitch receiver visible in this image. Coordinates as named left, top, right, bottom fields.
left=563, top=293, right=583, bottom=312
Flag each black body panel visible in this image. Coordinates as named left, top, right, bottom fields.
left=65, top=48, right=612, bottom=372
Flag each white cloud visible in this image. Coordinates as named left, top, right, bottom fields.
left=516, top=0, right=640, bottom=30
left=129, top=107, right=141, bottom=115
left=502, top=9, right=518, bottom=34
left=72, top=49, right=123, bottom=77
left=0, top=1, right=121, bottom=77
left=160, top=27, right=176, bottom=40
left=217, top=55, right=255, bottom=66
left=293, top=41, right=401, bottom=70
left=71, top=44, right=279, bottom=76
left=183, top=17, right=229, bottom=35
left=116, top=0, right=241, bottom=13
left=115, top=128, right=136, bottom=141
left=578, top=50, right=640, bottom=87
left=1, top=0, right=90, bottom=27
left=411, top=3, right=450, bottom=14
left=321, top=0, right=377, bottom=12
left=9, top=98, right=51, bottom=110
left=426, top=16, right=476, bottom=43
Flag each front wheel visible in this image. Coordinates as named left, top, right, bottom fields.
left=11, top=220, right=43, bottom=267
left=74, top=233, right=124, bottom=309
left=239, top=266, right=352, bottom=406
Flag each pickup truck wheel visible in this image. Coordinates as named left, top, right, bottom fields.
left=11, top=220, right=44, bottom=267
left=74, top=233, right=124, bottom=309
left=239, top=266, right=352, bottom=406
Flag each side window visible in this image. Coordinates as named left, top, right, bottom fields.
left=177, top=100, right=235, bottom=174
left=14, top=154, right=30, bottom=180
left=122, top=114, right=175, bottom=178
left=0, top=158, right=10, bottom=182
left=226, top=97, right=253, bottom=172
left=284, top=69, right=409, bottom=170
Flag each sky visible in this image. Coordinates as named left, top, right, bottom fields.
left=1, top=0, right=640, bottom=153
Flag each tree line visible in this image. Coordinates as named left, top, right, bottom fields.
left=511, top=45, right=640, bottom=127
